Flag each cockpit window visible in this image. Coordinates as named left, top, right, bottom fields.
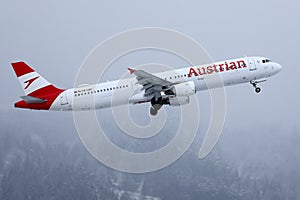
left=262, top=59, right=271, bottom=63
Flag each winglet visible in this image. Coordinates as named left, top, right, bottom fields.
left=128, top=68, right=135, bottom=75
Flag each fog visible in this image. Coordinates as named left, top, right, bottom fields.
left=1, top=0, right=299, bottom=199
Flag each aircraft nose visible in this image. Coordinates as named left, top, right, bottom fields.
left=274, top=63, right=282, bottom=73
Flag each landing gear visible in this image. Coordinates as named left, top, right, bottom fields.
left=250, top=81, right=261, bottom=93
left=150, top=97, right=163, bottom=116
left=150, top=107, right=158, bottom=116
left=255, top=87, right=261, bottom=93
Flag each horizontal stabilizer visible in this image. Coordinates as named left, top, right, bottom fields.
left=20, top=96, right=47, bottom=104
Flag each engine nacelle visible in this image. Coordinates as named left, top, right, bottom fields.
left=168, top=96, right=190, bottom=106
left=173, top=81, right=195, bottom=97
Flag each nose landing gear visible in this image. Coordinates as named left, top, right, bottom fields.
left=250, top=80, right=265, bottom=93
left=255, top=87, right=261, bottom=93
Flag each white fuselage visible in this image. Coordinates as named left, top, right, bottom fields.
left=49, top=56, right=282, bottom=111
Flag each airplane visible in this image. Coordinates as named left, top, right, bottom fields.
left=11, top=56, right=282, bottom=115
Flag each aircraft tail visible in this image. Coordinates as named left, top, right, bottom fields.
left=11, top=61, right=64, bottom=98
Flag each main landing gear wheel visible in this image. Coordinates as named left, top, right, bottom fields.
left=150, top=107, right=158, bottom=116
left=150, top=104, right=162, bottom=116
left=150, top=97, right=163, bottom=116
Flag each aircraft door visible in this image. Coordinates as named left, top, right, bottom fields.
left=60, top=92, right=68, bottom=105
left=248, top=57, right=257, bottom=71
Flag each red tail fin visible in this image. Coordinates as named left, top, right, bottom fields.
left=12, top=61, right=65, bottom=110
left=11, top=61, right=63, bottom=97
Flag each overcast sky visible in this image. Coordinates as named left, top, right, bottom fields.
left=1, top=0, right=299, bottom=145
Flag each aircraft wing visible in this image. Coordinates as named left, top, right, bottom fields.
left=128, top=68, right=173, bottom=97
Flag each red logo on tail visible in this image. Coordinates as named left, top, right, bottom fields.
left=24, top=76, right=39, bottom=89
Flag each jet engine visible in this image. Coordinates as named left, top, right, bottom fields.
left=173, top=81, right=195, bottom=97
left=168, top=96, right=190, bottom=106
left=149, top=81, right=196, bottom=115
